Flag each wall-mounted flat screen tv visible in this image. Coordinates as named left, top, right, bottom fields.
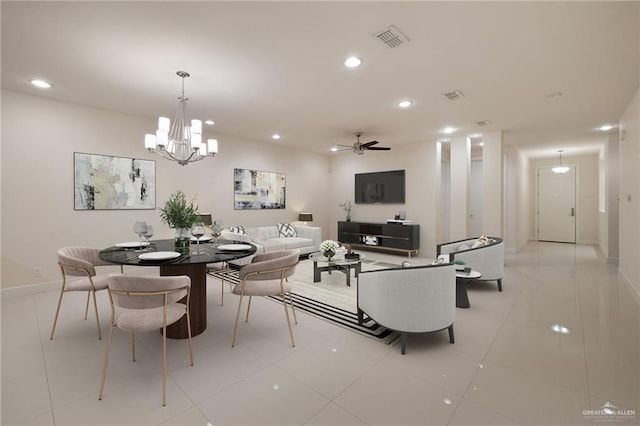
left=354, top=170, right=405, bottom=204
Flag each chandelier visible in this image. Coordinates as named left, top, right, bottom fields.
left=551, top=149, right=570, bottom=174
left=144, top=71, right=218, bottom=166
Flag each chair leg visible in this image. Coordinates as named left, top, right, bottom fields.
left=220, top=279, right=225, bottom=306
left=288, top=292, right=298, bottom=324
left=281, top=294, right=295, bottom=347
left=400, top=332, right=408, bottom=355
left=49, top=286, right=65, bottom=340
left=448, top=324, right=455, bottom=344
left=232, top=294, right=245, bottom=347
left=84, top=291, right=91, bottom=320
left=162, top=324, right=167, bottom=406
left=497, top=278, right=503, bottom=292
left=131, top=332, right=136, bottom=362
left=244, top=296, right=253, bottom=322
left=98, top=318, right=116, bottom=401
left=91, top=289, right=102, bottom=340
left=186, top=310, right=194, bottom=366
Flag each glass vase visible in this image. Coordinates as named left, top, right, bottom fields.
left=174, top=227, right=190, bottom=254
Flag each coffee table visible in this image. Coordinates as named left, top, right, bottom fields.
left=309, top=252, right=367, bottom=286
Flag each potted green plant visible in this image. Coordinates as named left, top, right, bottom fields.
left=159, top=190, right=199, bottom=252
left=453, top=259, right=466, bottom=271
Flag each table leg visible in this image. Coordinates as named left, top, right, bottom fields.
left=455, top=278, right=471, bottom=309
left=345, top=265, right=351, bottom=287
left=313, top=261, right=320, bottom=282
left=160, top=263, right=207, bottom=338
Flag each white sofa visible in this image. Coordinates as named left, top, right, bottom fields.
left=220, top=224, right=322, bottom=266
left=436, top=236, right=504, bottom=291
left=357, top=264, right=456, bottom=354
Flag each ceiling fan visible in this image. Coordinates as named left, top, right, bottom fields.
left=336, top=132, right=391, bottom=155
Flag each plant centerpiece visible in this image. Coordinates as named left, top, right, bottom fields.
left=339, top=200, right=353, bottom=222
left=159, top=190, right=199, bottom=252
left=320, top=239, right=340, bottom=261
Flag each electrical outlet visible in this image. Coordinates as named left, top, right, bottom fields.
left=33, top=267, right=42, bottom=277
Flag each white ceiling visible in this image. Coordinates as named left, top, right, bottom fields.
left=2, top=1, right=638, bottom=159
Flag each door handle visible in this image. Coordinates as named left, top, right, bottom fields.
left=570, top=208, right=575, bottom=217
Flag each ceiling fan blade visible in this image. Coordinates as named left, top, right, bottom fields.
left=365, top=146, right=391, bottom=151
left=336, top=144, right=353, bottom=148
left=360, top=140, right=379, bottom=148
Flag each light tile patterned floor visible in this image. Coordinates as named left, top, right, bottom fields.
left=1, top=242, right=638, bottom=425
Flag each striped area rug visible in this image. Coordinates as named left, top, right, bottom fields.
left=209, top=259, right=401, bottom=344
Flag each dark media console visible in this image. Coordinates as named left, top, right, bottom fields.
left=338, top=221, right=420, bottom=257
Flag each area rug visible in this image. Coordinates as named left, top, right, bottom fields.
left=209, top=258, right=402, bottom=343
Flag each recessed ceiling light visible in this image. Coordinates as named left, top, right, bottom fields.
left=272, top=134, right=281, bottom=140
left=344, top=56, right=362, bottom=68
left=478, top=142, right=484, bottom=147
left=30, top=79, right=51, bottom=89
left=204, top=120, right=215, bottom=125
left=469, top=133, right=482, bottom=138
left=599, top=125, right=614, bottom=131
left=551, top=324, right=570, bottom=334
left=397, top=100, right=413, bottom=108
left=330, top=147, right=338, bottom=152
left=437, top=138, right=451, bottom=143
left=442, top=127, right=456, bottom=135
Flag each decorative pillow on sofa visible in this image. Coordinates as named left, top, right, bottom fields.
left=276, top=223, right=297, bottom=237
left=228, top=226, right=247, bottom=234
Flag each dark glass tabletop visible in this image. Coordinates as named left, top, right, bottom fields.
left=99, top=238, right=257, bottom=266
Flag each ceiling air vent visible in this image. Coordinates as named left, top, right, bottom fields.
left=442, top=90, right=464, bottom=101
left=373, top=25, right=409, bottom=48
left=475, top=120, right=491, bottom=127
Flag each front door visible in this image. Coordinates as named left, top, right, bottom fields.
left=537, top=166, right=576, bottom=243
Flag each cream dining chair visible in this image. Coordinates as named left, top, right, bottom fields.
left=98, top=274, right=193, bottom=406
left=232, top=249, right=300, bottom=347
left=51, top=247, right=123, bottom=341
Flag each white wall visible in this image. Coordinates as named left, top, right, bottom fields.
left=1, top=90, right=330, bottom=288
left=328, top=140, right=440, bottom=259
left=618, top=87, right=640, bottom=301
left=503, top=146, right=531, bottom=253
left=529, top=154, right=599, bottom=245
left=598, top=133, right=620, bottom=263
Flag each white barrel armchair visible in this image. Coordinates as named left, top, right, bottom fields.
left=437, top=236, right=504, bottom=291
left=357, top=264, right=456, bottom=354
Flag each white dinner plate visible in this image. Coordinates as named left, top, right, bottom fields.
left=138, top=251, right=181, bottom=261
left=217, top=244, right=253, bottom=251
left=190, top=236, right=212, bottom=242
left=115, top=241, right=150, bottom=248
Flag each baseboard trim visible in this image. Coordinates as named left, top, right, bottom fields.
left=0, top=266, right=157, bottom=298
left=1, top=280, right=58, bottom=298
left=618, top=268, right=640, bottom=307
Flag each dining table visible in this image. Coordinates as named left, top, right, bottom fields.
left=99, top=238, right=257, bottom=339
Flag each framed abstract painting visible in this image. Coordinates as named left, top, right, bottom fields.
left=234, top=168, right=286, bottom=210
left=74, top=152, right=156, bottom=210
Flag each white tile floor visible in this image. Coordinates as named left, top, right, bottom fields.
left=1, top=242, right=639, bottom=425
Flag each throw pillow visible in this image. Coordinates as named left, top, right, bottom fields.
left=277, top=222, right=297, bottom=237
left=228, top=226, right=247, bottom=234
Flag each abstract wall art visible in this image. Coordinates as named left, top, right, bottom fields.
left=234, top=168, right=286, bottom=210
left=74, top=152, right=156, bottom=210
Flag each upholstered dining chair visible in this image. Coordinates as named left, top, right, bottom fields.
left=51, top=247, right=123, bottom=341
left=98, top=275, right=193, bottom=407
left=232, top=249, right=300, bottom=347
